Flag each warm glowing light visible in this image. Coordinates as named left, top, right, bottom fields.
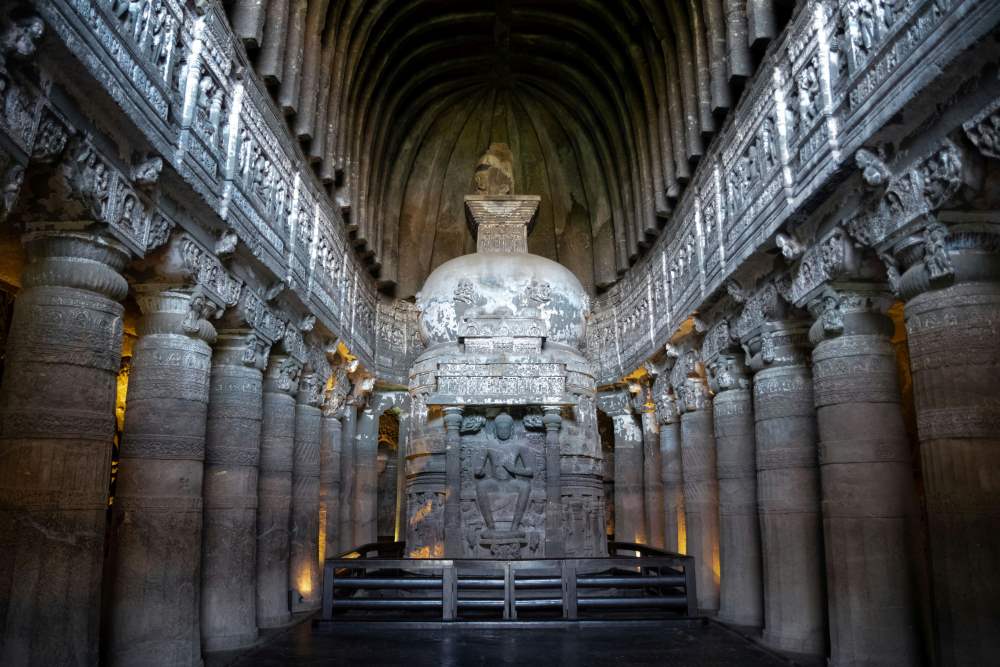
left=677, top=511, right=687, bottom=555
left=317, top=506, right=327, bottom=568
left=297, top=573, right=313, bottom=597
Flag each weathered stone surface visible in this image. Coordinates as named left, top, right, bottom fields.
left=256, top=353, right=299, bottom=629
left=289, top=372, right=322, bottom=612
left=897, top=232, right=1000, bottom=666
left=353, top=401, right=379, bottom=547
left=678, top=380, right=721, bottom=615
left=809, top=297, right=920, bottom=667
left=655, top=390, right=685, bottom=554
left=319, top=413, right=342, bottom=562
left=0, top=232, right=128, bottom=667
left=610, top=411, right=645, bottom=545
left=337, top=404, right=357, bottom=552
left=201, top=332, right=265, bottom=652
left=640, top=405, right=666, bottom=549
left=709, top=354, right=762, bottom=629
left=748, top=322, right=826, bottom=655
left=108, top=288, right=214, bottom=666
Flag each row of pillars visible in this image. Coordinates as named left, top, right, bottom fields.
left=606, top=250, right=999, bottom=665
left=0, top=232, right=394, bottom=666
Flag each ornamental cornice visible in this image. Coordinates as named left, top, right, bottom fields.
left=237, top=289, right=285, bottom=343
left=0, top=1, right=381, bottom=372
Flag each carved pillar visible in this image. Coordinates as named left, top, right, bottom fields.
left=656, top=391, right=685, bottom=553
left=707, top=352, right=763, bottom=628
left=808, top=287, right=920, bottom=666
left=639, top=393, right=666, bottom=548
left=108, top=287, right=216, bottom=666
left=392, top=412, right=410, bottom=541
left=442, top=406, right=463, bottom=557
left=543, top=405, right=564, bottom=557
left=201, top=331, right=268, bottom=652
left=677, top=375, right=721, bottom=614
left=609, top=407, right=646, bottom=544
left=289, top=372, right=322, bottom=612
left=336, top=402, right=357, bottom=552
left=893, top=223, right=1000, bottom=665
left=745, top=319, right=825, bottom=655
left=353, top=395, right=382, bottom=547
left=256, top=353, right=300, bottom=628
left=319, top=409, right=342, bottom=562
left=0, top=232, right=128, bottom=666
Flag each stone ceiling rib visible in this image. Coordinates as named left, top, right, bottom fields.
left=228, top=0, right=783, bottom=295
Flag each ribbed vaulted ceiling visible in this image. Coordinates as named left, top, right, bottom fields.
left=226, top=0, right=791, bottom=298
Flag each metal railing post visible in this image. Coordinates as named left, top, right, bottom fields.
left=442, top=562, right=457, bottom=620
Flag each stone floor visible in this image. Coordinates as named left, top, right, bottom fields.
left=227, top=618, right=793, bottom=666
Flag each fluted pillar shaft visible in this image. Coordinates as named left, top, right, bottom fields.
left=749, top=321, right=825, bottom=655
left=256, top=353, right=299, bottom=628
left=657, top=394, right=685, bottom=553
left=708, top=355, right=763, bottom=628
left=353, top=399, right=380, bottom=546
left=809, top=292, right=920, bottom=666
left=201, top=332, right=267, bottom=651
left=896, top=228, right=1000, bottom=665
left=289, top=373, right=322, bottom=612
left=319, top=412, right=342, bottom=562
left=611, top=413, right=646, bottom=544
left=678, top=378, right=721, bottom=614
left=0, top=232, right=129, bottom=666
left=108, top=288, right=216, bottom=666
left=641, top=407, right=666, bottom=548
left=337, top=403, right=357, bottom=551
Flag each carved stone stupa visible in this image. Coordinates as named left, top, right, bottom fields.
left=406, top=144, right=606, bottom=559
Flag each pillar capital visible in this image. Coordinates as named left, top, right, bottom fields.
left=542, top=405, right=563, bottom=430
left=654, top=389, right=680, bottom=425
left=264, top=353, right=302, bottom=396
left=21, top=230, right=130, bottom=300
left=805, top=283, right=895, bottom=345
left=133, top=284, right=220, bottom=344
left=887, top=220, right=1000, bottom=301
left=706, top=352, right=750, bottom=394
left=296, top=371, right=323, bottom=407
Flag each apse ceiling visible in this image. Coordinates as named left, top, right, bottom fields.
left=227, top=0, right=791, bottom=298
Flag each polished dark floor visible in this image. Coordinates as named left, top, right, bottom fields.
left=231, top=619, right=788, bottom=666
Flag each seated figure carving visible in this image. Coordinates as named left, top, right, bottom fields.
left=473, top=412, right=534, bottom=542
